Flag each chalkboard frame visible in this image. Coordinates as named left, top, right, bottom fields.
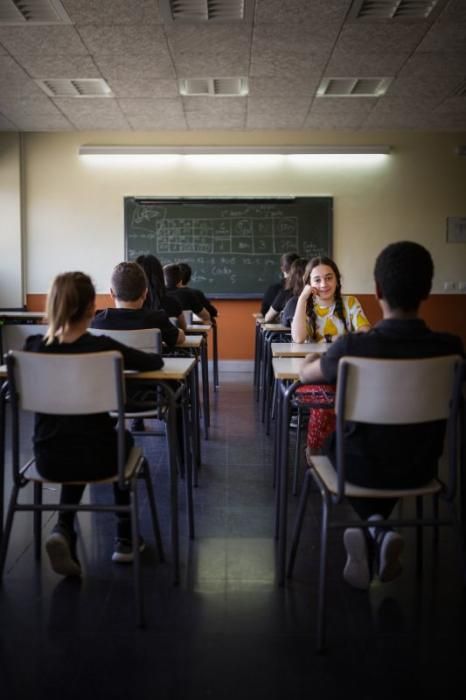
left=124, top=196, right=333, bottom=299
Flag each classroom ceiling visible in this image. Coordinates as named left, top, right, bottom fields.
left=0, top=0, right=465, bottom=133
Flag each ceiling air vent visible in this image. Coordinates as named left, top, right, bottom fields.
left=349, top=0, right=447, bottom=20
left=160, top=0, right=254, bottom=23
left=0, top=0, right=71, bottom=24
left=179, top=77, right=248, bottom=96
left=317, top=77, right=392, bottom=97
left=36, top=79, right=113, bottom=98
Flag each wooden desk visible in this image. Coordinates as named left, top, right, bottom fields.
left=271, top=342, right=327, bottom=357
left=0, top=356, right=197, bottom=586
left=185, top=325, right=211, bottom=434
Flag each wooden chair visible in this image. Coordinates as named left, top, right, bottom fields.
left=0, top=350, right=164, bottom=626
left=287, top=354, right=464, bottom=652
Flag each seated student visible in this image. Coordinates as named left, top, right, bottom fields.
left=260, top=252, right=299, bottom=317
left=164, top=263, right=211, bottom=323
left=24, top=271, right=164, bottom=577
left=265, top=257, right=307, bottom=324
left=136, top=254, right=187, bottom=332
left=299, top=241, right=464, bottom=590
left=92, top=261, right=185, bottom=347
left=178, top=262, right=218, bottom=320
left=291, top=256, right=370, bottom=452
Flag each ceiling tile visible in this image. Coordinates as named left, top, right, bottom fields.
left=9, top=113, right=75, bottom=131
left=388, top=74, right=461, bottom=101
left=246, top=97, right=310, bottom=128
left=94, top=53, right=176, bottom=80
left=186, top=111, right=245, bottom=129
left=52, top=97, right=130, bottom=129
left=248, top=75, right=320, bottom=98
left=118, top=97, right=187, bottom=129
left=19, top=54, right=101, bottom=80
left=0, top=112, right=16, bottom=129
left=250, top=24, right=331, bottom=78
left=0, top=26, right=88, bottom=59
left=335, top=22, right=428, bottom=54
left=167, top=25, right=251, bottom=76
left=0, top=56, right=45, bottom=99
left=255, top=0, right=350, bottom=27
left=62, top=0, right=162, bottom=25
left=107, top=78, right=178, bottom=98
left=399, top=51, right=466, bottom=77
left=434, top=97, right=466, bottom=114
left=326, top=51, right=410, bottom=76
left=304, top=113, right=368, bottom=129
left=77, top=24, right=167, bottom=56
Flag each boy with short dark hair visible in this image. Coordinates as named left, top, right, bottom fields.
left=164, top=263, right=211, bottom=323
left=178, top=262, right=218, bottom=319
left=300, top=241, right=463, bottom=590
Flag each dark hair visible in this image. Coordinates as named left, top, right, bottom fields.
left=303, top=256, right=347, bottom=339
left=280, top=252, right=299, bottom=274
left=374, top=241, right=433, bottom=311
left=45, top=271, right=95, bottom=344
left=135, top=254, right=165, bottom=310
left=285, top=257, right=307, bottom=296
left=164, top=263, right=182, bottom=290
left=178, top=262, right=192, bottom=285
left=111, top=262, right=147, bottom=302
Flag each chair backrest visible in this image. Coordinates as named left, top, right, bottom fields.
left=7, top=350, right=125, bottom=414
left=2, top=324, right=49, bottom=357
left=333, top=354, right=464, bottom=501
left=336, top=355, right=463, bottom=424
left=89, top=327, right=162, bottom=354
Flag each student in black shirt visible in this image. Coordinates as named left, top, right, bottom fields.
left=178, top=262, right=218, bottom=319
left=260, top=252, right=299, bottom=316
left=265, top=257, right=307, bottom=324
left=92, top=261, right=184, bottom=347
left=136, top=254, right=187, bottom=331
left=25, top=271, right=163, bottom=577
left=164, top=263, right=211, bottom=322
left=300, top=241, right=463, bottom=590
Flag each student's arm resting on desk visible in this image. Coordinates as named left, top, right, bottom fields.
left=264, top=306, right=279, bottom=323
left=291, top=285, right=312, bottom=343
left=299, top=352, right=325, bottom=383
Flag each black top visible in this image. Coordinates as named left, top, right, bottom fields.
left=320, top=319, right=464, bottom=489
left=24, top=333, right=163, bottom=480
left=92, top=307, right=178, bottom=348
left=271, top=288, right=293, bottom=313
left=261, top=281, right=283, bottom=316
left=142, top=293, right=183, bottom=320
left=166, top=287, right=204, bottom=315
left=190, top=288, right=218, bottom=318
left=281, top=296, right=298, bottom=327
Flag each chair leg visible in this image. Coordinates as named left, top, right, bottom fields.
left=287, top=470, right=312, bottom=578
left=130, top=484, right=144, bottom=628
left=33, top=482, right=42, bottom=561
left=291, top=408, right=304, bottom=496
left=142, top=460, right=164, bottom=562
left=0, top=485, right=20, bottom=576
left=182, top=401, right=195, bottom=540
left=416, top=496, right=423, bottom=576
left=316, top=497, right=330, bottom=654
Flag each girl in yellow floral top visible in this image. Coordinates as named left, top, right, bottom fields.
left=291, top=256, right=370, bottom=454
left=291, top=256, right=370, bottom=342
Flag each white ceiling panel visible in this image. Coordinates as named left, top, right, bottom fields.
left=0, top=26, right=88, bottom=58
left=77, top=24, right=168, bottom=56
left=61, top=0, right=162, bottom=25
left=53, top=97, right=130, bottom=129
left=0, top=2, right=465, bottom=132
left=0, top=112, right=15, bottom=129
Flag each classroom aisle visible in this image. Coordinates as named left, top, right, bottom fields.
left=0, top=371, right=464, bottom=699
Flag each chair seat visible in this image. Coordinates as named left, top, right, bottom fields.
left=23, top=446, right=144, bottom=485
left=308, top=453, right=442, bottom=499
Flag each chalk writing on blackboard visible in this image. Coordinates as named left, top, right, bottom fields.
left=125, top=197, right=332, bottom=298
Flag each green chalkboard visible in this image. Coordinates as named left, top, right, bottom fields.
left=124, top=197, right=332, bottom=298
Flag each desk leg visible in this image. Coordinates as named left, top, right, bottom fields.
left=190, top=362, right=202, bottom=486
left=212, top=321, right=219, bottom=391
left=165, top=392, right=180, bottom=585
left=181, top=382, right=194, bottom=540
left=0, top=381, right=7, bottom=544
left=201, top=337, right=210, bottom=439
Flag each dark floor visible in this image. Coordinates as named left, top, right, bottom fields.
left=0, top=372, right=465, bottom=699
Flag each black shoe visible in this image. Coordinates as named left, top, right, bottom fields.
left=112, top=536, right=146, bottom=564
left=46, top=525, right=81, bottom=577
left=130, top=418, right=145, bottom=432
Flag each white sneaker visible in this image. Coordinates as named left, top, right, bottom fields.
left=343, top=528, right=371, bottom=590
left=377, top=530, right=404, bottom=582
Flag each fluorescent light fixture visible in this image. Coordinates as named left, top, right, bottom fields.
left=79, top=145, right=391, bottom=157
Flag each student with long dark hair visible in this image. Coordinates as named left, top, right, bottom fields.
left=136, top=254, right=187, bottom=331
left=25, top=271, right=163, bottom=577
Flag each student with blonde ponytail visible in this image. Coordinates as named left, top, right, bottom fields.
left=25, top=271, right=164, bottom=577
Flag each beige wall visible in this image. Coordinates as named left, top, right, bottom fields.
left=4, top=129, right=466, bottom=295
left=0, top=132, right=23, bottom=307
